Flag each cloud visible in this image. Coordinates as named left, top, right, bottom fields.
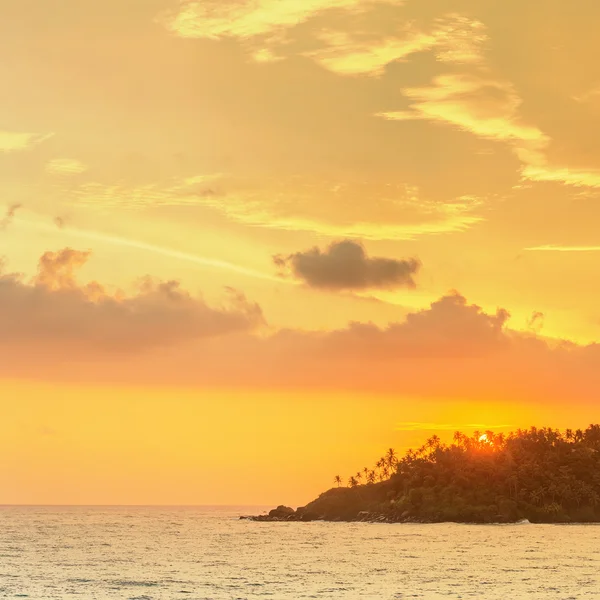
left=0, top=248, right=264, bottom=353
left=376, top=59, right=600, bottom=191
left=377, top=74, right=548, bottom=153
left=573, top=86, right=600, bottom=104
left=0, top=204, right=22, bottom=231
left=377, top=72, right=600, bottom=190
left=45, top=158, right=88, bottom=175
left=65, top=174, right=225, bottom=209
left=160, top=0, right=403, bottom=41
left=274, top=240, right=420, bottom=290
left=35, top=248, right=92, bottom=290
left=306, top=28, right=437, bottom=77
left=5, top=283, right=600, bottom=407
left=173, top=179, right=483, bottom=241
left=51, top=176, right=483, bottom=240
left=520, top=164, right=600, bottom=188
left=433, top=14, right=488, bottom=66
left=251, top=48, right=284, bottom=63
left=161, top=2, right=484, bottom=75
left=0, top=131, right=53, bottom=153
left=525, top=245, right=600, bottom=252
left=308, top=15, right=487, bottom=77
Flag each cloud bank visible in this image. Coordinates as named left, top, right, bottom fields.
left=3, top=262, right=600, bottom=408
left=0, top=248, right=264, bottom=353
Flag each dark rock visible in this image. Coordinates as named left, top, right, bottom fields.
left=277, top=505, right=295, bottom=515
left=268, top=505, right=295, bottom=518
left=300, top=511, right=320, bottom=522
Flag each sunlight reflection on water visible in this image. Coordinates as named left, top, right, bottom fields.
left=0, top=506, right=599, bottom=599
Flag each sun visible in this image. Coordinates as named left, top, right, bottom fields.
left=479, top=433, right=489, bottom=443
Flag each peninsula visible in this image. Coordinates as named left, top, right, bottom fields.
left=246, top=425, right=600, bottom=524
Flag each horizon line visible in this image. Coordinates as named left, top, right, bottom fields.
left=0, top=503, right=277, bottom=507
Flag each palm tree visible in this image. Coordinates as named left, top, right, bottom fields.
left=386, top=448, right=397, bottom=468
left=334, top=475, right=342, bottom=488
left=348, top=476, right=358, bottom=488
left=367, top=470, right=376, bottom=485
left=426, top=435, right=440, bottom=449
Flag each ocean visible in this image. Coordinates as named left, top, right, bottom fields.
left=1, top=506, right=599, bottom=599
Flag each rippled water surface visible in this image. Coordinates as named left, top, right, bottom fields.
left=1, top=506, right=600, bottom=599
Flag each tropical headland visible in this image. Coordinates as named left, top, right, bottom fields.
left=245, top=425, right=600, bottom=524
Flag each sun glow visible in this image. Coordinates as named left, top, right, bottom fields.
left=479, top=433, right=489, bottom=443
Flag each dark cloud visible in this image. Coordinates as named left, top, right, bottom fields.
left=0, top=248, right=264, bottom=353
left=273, top=240, right=421, bottom=291
left=0, top=204, right=22, bottom=231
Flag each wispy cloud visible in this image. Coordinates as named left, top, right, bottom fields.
left=45, top=158, right=88, bottom=175
left=160, top=0, right=403, bottom=40
left=520, top=164, right=600, bottom=188
left=185, top=184, right=484, bottom=240
left=377, top=74, right=548, bottom=150
left=0, top=131, right=53, bottom=153
left=14, top=216, right=283, bottom=283
left=525, top=245, right=600, bottom=252
left=378, top=72, right=600, bottom=191
left=192, top=198, right=483, bottom=240
left=52, top=176, right=484, bottom=240
left=395, top=422, right=513, bottom=432
left=307, top=28, right=437, bottom=76
left=308, top=14, right=487, bottom=77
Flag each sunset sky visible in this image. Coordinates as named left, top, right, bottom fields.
left=2, top=0, right=600, bottom=506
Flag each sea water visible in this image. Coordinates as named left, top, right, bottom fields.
left=1, top=506, right=599, bottom=599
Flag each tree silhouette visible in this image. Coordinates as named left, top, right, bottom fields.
left=386, top=448, right=397, bottom=469
left=326, top=424, right=600, bottom=523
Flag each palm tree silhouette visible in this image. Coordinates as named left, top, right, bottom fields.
left=386, top=448, right=397, bottom=469
left=334, top=475, right=342, bottom=488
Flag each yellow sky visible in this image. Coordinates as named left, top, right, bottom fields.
left=2, top=0, right=600, bottom=505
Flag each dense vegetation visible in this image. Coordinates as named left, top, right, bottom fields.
left=296, top=425, right=600, bottom=523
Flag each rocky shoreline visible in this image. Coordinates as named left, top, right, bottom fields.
left=239, top=505, right=431, bottom=524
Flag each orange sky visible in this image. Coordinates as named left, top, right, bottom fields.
left=2, top=0, right=600, bottom=506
